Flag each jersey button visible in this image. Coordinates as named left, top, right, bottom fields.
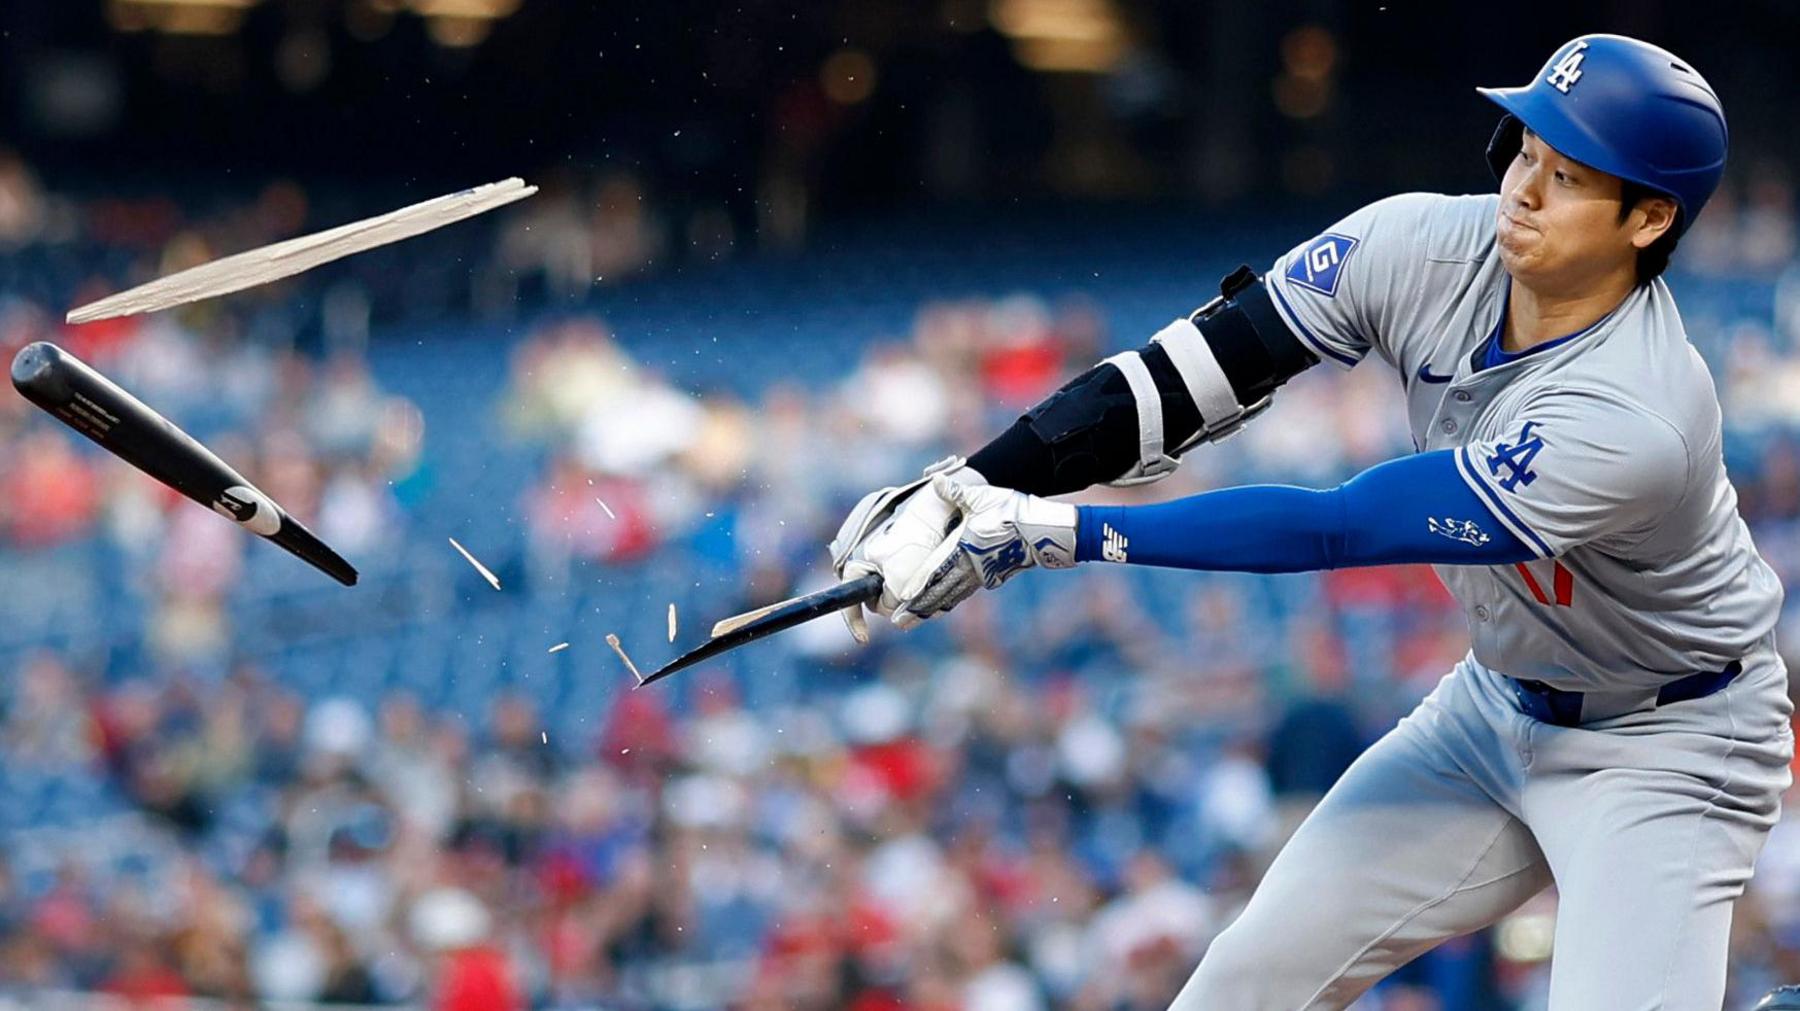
left=1440, top=419, right=1458, bottom=434
left=1474, top=605, right=1491, bottom=622
left=1453, top=390, right=1473, bottom=403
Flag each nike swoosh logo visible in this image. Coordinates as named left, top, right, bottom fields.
left=1416, top=363, right=1454, bottom=384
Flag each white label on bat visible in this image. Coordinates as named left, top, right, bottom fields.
left=213, top=485, right=281, bottom=535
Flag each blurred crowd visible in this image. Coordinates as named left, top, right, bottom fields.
left=4, top=158, right=1800, bottom=1011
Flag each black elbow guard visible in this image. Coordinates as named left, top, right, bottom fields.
left=971, top=267, right=1316, bottom=492
left=1193, top=265, right=1319, bottom=407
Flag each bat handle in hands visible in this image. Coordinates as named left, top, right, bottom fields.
left=830, top=457, right=987, bottom=640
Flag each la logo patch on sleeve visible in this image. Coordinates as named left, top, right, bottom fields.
left=1286, top=232, right=1359, bottom=297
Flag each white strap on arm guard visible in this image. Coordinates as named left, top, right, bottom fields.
left=1104, top=317, right=1273, bottom=487
left=978, top=267, right=1315, bottom=496
left=1100, top=350, right=1180, bottom=486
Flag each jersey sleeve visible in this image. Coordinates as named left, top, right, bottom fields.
left=1265, top=192, right=1446, bottom=370
left=1452, top=389, right=1692, bottom=558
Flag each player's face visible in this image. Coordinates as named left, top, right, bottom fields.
left=1496, top=129, right=1675, bottom=290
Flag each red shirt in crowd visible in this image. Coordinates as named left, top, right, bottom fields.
left=436, top=945, right=523, bottom=1011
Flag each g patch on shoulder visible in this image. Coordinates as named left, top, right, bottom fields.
left=1286, top=232, right=1359, bottom=297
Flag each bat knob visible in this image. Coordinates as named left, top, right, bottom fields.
left=10, top=342, right=65, bottom=402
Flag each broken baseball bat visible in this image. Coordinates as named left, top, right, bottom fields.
left=635, top=574, right=883, bottom=686
left=11, top=341, right=357, bottom=586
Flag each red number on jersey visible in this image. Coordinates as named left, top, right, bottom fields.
left=1514, top=561, right=1574, bottom=606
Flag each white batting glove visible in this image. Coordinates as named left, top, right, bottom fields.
left=830, top=458, right=985, bottom=641
left=891, top=476, right=1078, bottom=626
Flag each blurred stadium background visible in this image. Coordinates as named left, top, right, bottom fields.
left=2, top=2, right=1800, bottom=1009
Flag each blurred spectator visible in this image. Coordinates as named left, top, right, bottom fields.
left=1743, top=161, right=1799, bottom=274
left=0, top=151, right=46, bottom=248
left=99, top=937, right=189, bottom=1006
left=411, top=887, right=523, bottom=1011
left=1, top=430, right=99, bottom=547
left=2, top=653, right=96, bottom=770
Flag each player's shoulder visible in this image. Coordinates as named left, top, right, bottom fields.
left=1526, top=304, right=1714, bottom=466
left=1337, top=191, right=1498, bottom=262
left=1570, top=280, right=1716, bottom=404
left=1281, top=192, right=1496, bottom=298
left=1524, top=381, right=1692, bottom=447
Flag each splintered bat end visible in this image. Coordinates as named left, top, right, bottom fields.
left=447, top=537, right=501, bottom=591
left=606, top=633, right=645, bottom=685
left=66, top=179, right=536, bottom=323
left=711, top=602, right=781, bottom=638
left=639, top=573, right=886, bottom=687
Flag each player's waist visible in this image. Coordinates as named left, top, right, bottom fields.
left=1506, top=661, right=1741, bottom=727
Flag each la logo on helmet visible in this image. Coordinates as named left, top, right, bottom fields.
left=1546, top=40, right=1590, bottom=93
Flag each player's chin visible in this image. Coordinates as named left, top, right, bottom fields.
left=1496, top=234, right=1551, bottom=277
left=1496, top=243, right=1535, bottom=277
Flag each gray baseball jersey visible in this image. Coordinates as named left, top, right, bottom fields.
left=1169, top=192, right=1794, bottom=1010
left=1263, top=191, right=1783, bottom=691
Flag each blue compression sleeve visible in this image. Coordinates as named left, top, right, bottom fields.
left=1075, top=449, right=1534, bottom=572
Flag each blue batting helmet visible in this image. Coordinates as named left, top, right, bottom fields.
left=1478, top=34, right=1727, bottom=238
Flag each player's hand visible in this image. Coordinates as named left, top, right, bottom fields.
left=891, top=476, right=1078, bottom=625
left=830, top=458, right=985, bottom=640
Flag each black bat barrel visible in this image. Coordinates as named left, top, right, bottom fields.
left=11, top=341, right=357, bottom=586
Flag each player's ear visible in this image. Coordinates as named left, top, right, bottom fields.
left=1628, top=194, right=1678, bottom=250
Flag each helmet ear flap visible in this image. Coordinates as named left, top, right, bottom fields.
left=1486, top=115, right=1523, bottom=182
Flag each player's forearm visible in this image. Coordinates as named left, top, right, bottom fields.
left=966, top=341, right=1198, bottom=495
left=967, top=266, right=1316, bottom=495
left=1073, top=449, right=1534, bottom=572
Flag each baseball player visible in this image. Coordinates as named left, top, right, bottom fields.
left=832, top=34, right=1792, bottom=1010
